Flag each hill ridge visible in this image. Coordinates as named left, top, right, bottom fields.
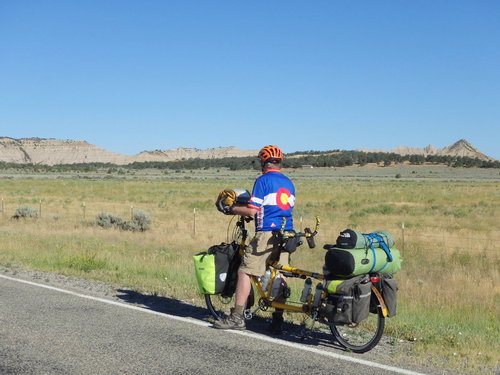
left=0, top=137, right=493, bottom=165
left=358, top=139, right=493, bottom=161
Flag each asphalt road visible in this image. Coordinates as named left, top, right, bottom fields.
left=0, top=274, right=428, bottom=375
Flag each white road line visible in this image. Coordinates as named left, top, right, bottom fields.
left=1, top=273, right=426, bottom=375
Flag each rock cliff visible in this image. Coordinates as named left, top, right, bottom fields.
left=0, top=137, right=257, bottom=165
left=0, top=138, right=130, bottom=165
left=0, top=137, right=493, bottom=165
left=359, top=139, right=493, bottom=161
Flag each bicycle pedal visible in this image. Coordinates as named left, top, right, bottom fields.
left=283, top=287, right=291, bottom=298
left=243, top=310, right=253, bottom=320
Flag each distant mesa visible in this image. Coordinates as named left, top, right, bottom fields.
left=0, top=137, right=493, bottom=165
left=133, top=146, right=257, bottom=163
left=358, top=139, right=493, bottom=162
left=0, top=137, right=257, bottom=166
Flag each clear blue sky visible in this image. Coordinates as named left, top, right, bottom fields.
left=1, top=1, right=499, bottom=159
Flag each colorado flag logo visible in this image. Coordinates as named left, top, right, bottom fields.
left=276, top=187, right=293, bottom=210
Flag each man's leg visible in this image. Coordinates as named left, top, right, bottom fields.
left=213, top=271, right=250, bottom=330
left=269, top=250, right=289, bottom=334
left=213, top=231, right=271, bottom=330
left=233, top=270, right=251, bottom=315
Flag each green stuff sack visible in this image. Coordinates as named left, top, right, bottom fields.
left=336, top=229, right=395, bottom=249
left=324, top=246, right=402, bottom=278
left=193, top=242, right=239, bottom=295
left=370, top=231, right=395, bottom=249
left=335, top=229, right=367, bottom=249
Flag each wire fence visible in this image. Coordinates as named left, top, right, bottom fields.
left=399, top=222, right=500, bottom=253
left=1, top=198, right=499, bottom=254
left=402, top=236, right=500, bottom=253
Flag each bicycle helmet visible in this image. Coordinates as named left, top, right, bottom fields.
left=258, top=145, right=283, bottom=163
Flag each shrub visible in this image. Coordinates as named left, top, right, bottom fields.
left=12, top=205, right=38, bottom=219
left=94, top=212, right=124, bottom=228
left=130, top=210, right=151, bottom=231
left=94, top=210, right=151, bottom=231
left=120, top=220, right=141, bottom=231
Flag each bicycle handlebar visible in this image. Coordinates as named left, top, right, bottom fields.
left=279, top=216, right=320, bottom=249
left=279, top=215, right=320, bottom=237
left=236, top=215, right=320, bottom=249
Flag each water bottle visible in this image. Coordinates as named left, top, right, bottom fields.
left=312, top=282, right=324, bottom=307
left=300, top=278, right=312, bottom=303
left=260, top=269, right=271, bottom=291
left=271, top=274, right=282, bottom=297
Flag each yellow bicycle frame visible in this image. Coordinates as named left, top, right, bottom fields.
left=236, top=216, right=388, bottom=318
left=250, top=262, right=388, bottom=317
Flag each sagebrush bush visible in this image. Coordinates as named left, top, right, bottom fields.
left=12, top=205, right=38, bottom=219
left=94, top=212, right=124, bottom=228
left=130, top=210, right=151, bottom=231
left=94, top=210, right=151, bottom=231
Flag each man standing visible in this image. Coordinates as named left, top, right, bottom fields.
left=214, top=145, right=295, bottom=332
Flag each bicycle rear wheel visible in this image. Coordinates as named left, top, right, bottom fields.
left=330, top=306, right=385, bottom=353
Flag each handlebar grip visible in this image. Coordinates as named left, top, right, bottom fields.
left=304, top=228, right=316, bottom=248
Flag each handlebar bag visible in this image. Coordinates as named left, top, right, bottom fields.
left=272, top=230, right=299, bottom=253
left=193, top=242, right=239, bottom=295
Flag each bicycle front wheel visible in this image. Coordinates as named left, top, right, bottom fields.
left=205, top=294, right=234, bottom=321
left=330, top=306, right=385, bottom=353
left=205, top=288, right=255, bottom=321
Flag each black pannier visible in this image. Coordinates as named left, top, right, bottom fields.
left=381, top=273, right=398, bottom=317
left=320, top=275, right=372, bottom=324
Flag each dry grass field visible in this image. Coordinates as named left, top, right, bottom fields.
left=0, top=165, right=498, bottom=373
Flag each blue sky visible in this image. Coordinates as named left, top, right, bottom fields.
left=1, top=1, right=499, bottom=159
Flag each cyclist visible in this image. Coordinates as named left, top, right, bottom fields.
left=214, top=145, right=296, bottom=332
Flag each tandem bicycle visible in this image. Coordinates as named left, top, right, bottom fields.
left=203, top=215, right=390, bottom=353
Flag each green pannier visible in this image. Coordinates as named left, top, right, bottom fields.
left=193, top=242, right=239, bottom=295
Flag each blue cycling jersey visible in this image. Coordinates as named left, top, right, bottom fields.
left=248, top=169, right=295, bottom=231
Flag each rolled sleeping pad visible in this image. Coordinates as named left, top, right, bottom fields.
left=324, top=246, right=402, bottom=278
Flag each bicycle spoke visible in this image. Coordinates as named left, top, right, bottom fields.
left=330, top=308, right=385, bottom=353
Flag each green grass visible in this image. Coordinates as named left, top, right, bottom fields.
left=0, top=166, right=498, bottom=373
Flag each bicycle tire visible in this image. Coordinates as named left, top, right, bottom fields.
left=205, top=294, right=234, bottom=321
left=205, top=288, right=255, bottom=321
left=330, top=306, right=385, bottom=353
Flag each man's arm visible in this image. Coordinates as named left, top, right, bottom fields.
left=230, top=205, right=258, bottom=217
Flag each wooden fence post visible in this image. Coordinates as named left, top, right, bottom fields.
left=193, top=208, right=197, bottom=237
left=401, top=222, right=405, bottom=252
